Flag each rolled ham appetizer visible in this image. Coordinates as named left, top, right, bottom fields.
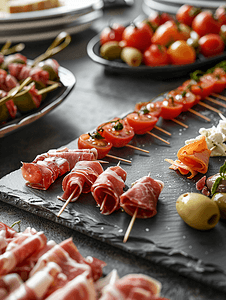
left=120, top=175, right=164, bottom=219
left=21, top=148, right=98, bottom=190
left=58, top=160, right=104, bottom=202
left=91, top=165, right=127, bottom=215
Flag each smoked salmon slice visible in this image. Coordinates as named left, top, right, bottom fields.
left=165, top=136, right=211, bottom=179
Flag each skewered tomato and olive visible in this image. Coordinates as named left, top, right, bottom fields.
left=99, top=4, right=226, bottom=67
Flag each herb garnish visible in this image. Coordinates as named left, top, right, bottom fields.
left=211, top=161, right=226, bottom=195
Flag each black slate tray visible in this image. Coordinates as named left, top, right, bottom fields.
left=1, top=94, right=226, bottom=292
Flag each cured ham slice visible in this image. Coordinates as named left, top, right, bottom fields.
left=0, top=231, right=47, bottom=276
left=0, top=273, right=23, bottom=299
left=59, top=161, right=104, bottom=202
left=21, top=148, right=98, bottom=190
left=99, top=273, right=164, bottom=300
left=0, top=69, right=18, bottom=92
left=29, top=243, right=92, bottom=295
left=59, top=238, right=106, bottom=281
left=120, top=176, right=164, bottom=219
left=165, top=136, right=211, bottom=179
left=33, top=147, right=98, bottom=168
left=4, top=262, right=61, bottom=300
left=44, top=272, right=96, bottom=300
left=91, top=165, right=127, bottom=215
left=8, top=63, right=49, bottom=85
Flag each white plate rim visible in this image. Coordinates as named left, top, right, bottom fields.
left=0, top=9, right=103, bottom=43
left=0, top=0, right=103, bottom=22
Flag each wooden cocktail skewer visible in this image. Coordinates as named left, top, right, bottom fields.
left=198, top=101, right=223, bottom=114
left=123, top=207, right=138, bottom=243
left=106, top=154, right=131, bottom=163
left=205, top=96, right=226, bottom=109
left=32, top=31, right=71, bottom=67
left=212, top=93, right=226, bottom=101
left=57, top=187, right=78, bottom=217
left=188, top=108, right=211, bottom=122
left=1, top=42, right=25, bottom=56
left=219, top=112, right=226, bottom=120
left=147, top=131, right=170, bottom=145
left=154, top=125, right=171, bottom=136
left=100, top=195, right=107, bottom=212
left=172, top=118, right=188, bottom=128
left=0, top=77, right=33, bottom=106
left=126, top=144, right=149, bottom=153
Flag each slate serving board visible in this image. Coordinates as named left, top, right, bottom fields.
left=1, top=95, right=226, bottom=292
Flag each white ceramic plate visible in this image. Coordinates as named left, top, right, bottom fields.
left=153, top=0, right=225, bottom=9
left=143, top=0, right=224, bottom=15
left=0, top=0, right=103, bottom=22
left=0, top=9, right=103, bottom=43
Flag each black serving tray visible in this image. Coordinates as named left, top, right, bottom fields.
left=1, top=91, right=226, bottom=292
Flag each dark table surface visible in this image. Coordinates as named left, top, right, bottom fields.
left=1, top=1, right=226, bottom=299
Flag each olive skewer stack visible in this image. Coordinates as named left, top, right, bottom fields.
left=0, top=32, right=71, bottom=125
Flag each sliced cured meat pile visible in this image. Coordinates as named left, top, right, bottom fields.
left=21, top=148, right=98, bottom=190
left=0, top=222, right=170, bottom=299
left=165, top=136, right=211, bottom=179
left=91, top=165, right=127, bottom=215
left=120, top=175, right=164, bottom=219
left=98, top=272, right=168, bottom=300
left=58, top=160, right=104, bottom=202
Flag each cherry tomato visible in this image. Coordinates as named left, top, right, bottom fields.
left=151, top=21, right=182, bottom=46
left=167, top=40, right=196, bottom=65
left=100, top=23, right=125, bottom=45
left=98, top=117, right=135, bottom=148
left=167, top=88, right=197, bottom=111
left=178, top=23, right=191, bottom=40
left=176, top=4, right=201, bottom=27
left=125, top=113, right=158, bottom=135
left=192, top=11, right=221, bottom=37
left=215, top=5, right=226, bottom=25
left=143, top=44, right=169, bottom=66
left=122, top=22, right=153, bottom=52
left=148, top=11, right=174, bottom=29
left=78, top=132, right=112, bottom=159
left=200, top=72, right=226, bottom=94
left=134, top=101, right=162, bottom=118
left=220, top=24, right=226, bottom=43
left=198, top=33, right=225, bottom=57
left=160, top=98, right=183, bottom=119
left=183, top=76, right=215, bottom=100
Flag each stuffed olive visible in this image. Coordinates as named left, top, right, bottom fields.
left=176, top=192, right=220, bottom=230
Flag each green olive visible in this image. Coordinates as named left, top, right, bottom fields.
left=211, top=193, right=226, bottom=219
left=176, top=192, right=220, bottom=230
left=100, top=41, right=122, bottom=60
left=13, top=89, right=37, bottom=113
left=120, top=47, right=143, bottom=67
left=0, top=103, right=10, bottom=122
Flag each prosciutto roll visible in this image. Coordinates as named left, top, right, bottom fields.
left=21, top=148, right=98, bottom=190
left=120, top=176, right=164, bottom=219
left=91, top=165, right=127, bottom=215
left=58, top=161, right=104, bottom=202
